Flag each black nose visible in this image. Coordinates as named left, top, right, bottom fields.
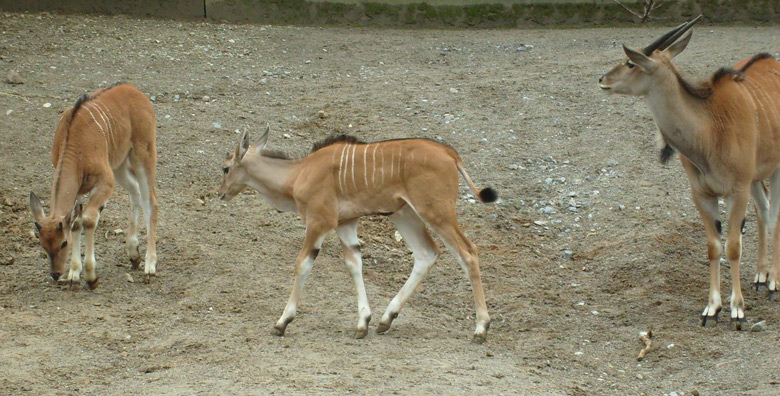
left=51, top=272, right=61, bottom=281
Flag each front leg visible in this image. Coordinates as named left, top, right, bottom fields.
left=62, top=219, right=84, bottom=288
left=82, top=182, right=114, bottom=290
left=272, top=218, right=332, bottom=337
left=691, top=192, right=722, bottom=327
left=336, top=220, right=372, bottom=339
left=725, top=192, right=750, bottom=329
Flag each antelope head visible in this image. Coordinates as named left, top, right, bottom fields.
left=218, top=124, right=270, bottom=201
left=599, top=15, right=701, bottom=96
left=29, top=192, right=81, bottom=281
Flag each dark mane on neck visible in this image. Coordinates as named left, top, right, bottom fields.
left=739, top=53, right=774, bottom=72
left=311, top=134, right=364, bottom=153
left=675, top=70, right=713, bottom=100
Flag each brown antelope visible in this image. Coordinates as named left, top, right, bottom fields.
left=30, top=83, right=159, bottom=288
left=599, top=16, right=780, bottom=328
left=218, top=126, right=497, bottom=342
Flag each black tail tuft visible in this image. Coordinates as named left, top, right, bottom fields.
left=479, top=188, right=498, bottom=203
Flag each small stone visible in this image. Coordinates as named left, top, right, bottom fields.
left=542, top=206, right=555, bottom=214
left=1, top=256, right=14, bottom=266
left=260, top=78, right=268, bottom=84
left=202, top=95, right=210, bottom=102
left=4, top=71, right=23, bottom=84
left=113, top=229, right=123, bottom=235
left=282, top=133, right=292, bottom=139
left=125, top=273, right=134, bottom=283
left=607, top=161, right=618, bottom=167
left=508, top=164, right=519, bottom=170
left=317, top=110, right=326, bottom=119
left=545, top=177, right=553, bottom=184
left=150, top=95, right=156, bottom=102
left=636, top=374, right=643, bottom=380
left=42, top=103, right=51, bottom=108
left=212, top=122, right=222, bottom=129
left=562, top=250, right=573, bottom=259
left=751, top=320, right=767, bottom=332
left=669, top=392, right=678, bottom=396
left=690, top=390, right=700, bottom=396
left=485, top=351, right=494, bottom=357
left=449, top=87, right=458, bottom=93
left=5, top=110, right=12, bottom=116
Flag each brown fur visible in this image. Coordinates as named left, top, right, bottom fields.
left=30, top=83, right=159, bottom=285
left=219, top=130, right=496, bottom=342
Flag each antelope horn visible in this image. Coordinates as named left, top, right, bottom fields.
left=658, top=14, right=703, bottom=51
left=641, top=20, right=688, bottom=55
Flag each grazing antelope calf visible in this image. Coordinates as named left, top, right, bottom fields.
left=30, top=83, right=159, bottom=288
left=219, top=126, right=497, bottom=342
left=599, top=16, right=780, bottom=328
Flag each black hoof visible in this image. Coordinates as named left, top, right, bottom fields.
left=472, top=334, right=487, bottom=344
left=700, top=307, right=722, bottom=327
left=130, top=257, right=141, bottom=270
left=271, top=326, right=285, bottom=337
left=86, top=277, right=99, bottom=290
left=730, top=317, right=748, bottom=331
left=770, top=290, right=776, bottom=301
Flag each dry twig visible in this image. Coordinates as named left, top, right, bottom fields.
left=637, top=330, right=653, bottom=361
left=614, top=0, right=667, bottom=23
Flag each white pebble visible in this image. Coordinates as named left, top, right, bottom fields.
left=42, top=103, right=51, bottom=108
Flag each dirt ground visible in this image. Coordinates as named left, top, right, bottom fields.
left=1, top=12, right=779, bottom=396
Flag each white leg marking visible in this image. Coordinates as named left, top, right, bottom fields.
left=65, top=222, right=83, bottom=283
left=371, top=144, right=377, bottom=188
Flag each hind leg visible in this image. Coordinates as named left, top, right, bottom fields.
left=114, top=158, right=143, bottom=269
left=377, top=206, right=440, bottom=335
left=413, top=200, right=489, bottom=343
left=130, top=145, right=158, bottom=279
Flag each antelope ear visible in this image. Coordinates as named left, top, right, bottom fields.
left=253, top=123, right=270, bottom=154
left=30, top=192, right=46, bottom=224
left=623, top=45, right=657, bottom=73
left=667, top=31, right=692, bottom=58
left=236, top=130, right=250, bottom=160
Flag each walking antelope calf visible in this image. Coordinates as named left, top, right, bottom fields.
left=599, top=16, right=780, bottom=328
left=30, top=83, right=159, bottom=288
left=219, top=126, right=497, bottom=342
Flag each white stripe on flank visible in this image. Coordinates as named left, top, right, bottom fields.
left=90, top=103, right=114, bottom=149
left=339, top=144, right=349, bottom=194
left=363, top=145, right=369, bottom=189
left=371, top=144, right=377, bottom=188
left=380, top=147, right=385, bottom=184
left=82, top=105, right=109, bottom=152
left=350, top=144, right=358, bottom=191
left=389, top=146, right=395, bottom=180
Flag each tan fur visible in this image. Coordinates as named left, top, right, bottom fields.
left=219, top=128, right=496, bottom=342
left=600, top=30, right=780, bottom=326
left=30, top=83, right=159, bottom=287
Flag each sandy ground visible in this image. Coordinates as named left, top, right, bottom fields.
left=1, top=12, right=780, bottom=395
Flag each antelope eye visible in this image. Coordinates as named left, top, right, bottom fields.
left=626, top=61, right=635, bottom=69
left=61, top=241, right=68, bottom=248
left=222, top=167, right=229, bottom=174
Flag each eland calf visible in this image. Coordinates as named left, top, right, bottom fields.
left=219, top=126, right=497, bottom=342
left=30, top=83, right=158, bottom=288
left=599, top=16, right=780, bottom=328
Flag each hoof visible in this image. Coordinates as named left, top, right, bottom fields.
left=472, top=334, right=487, bottom=344
left=86, top=277, right=99, bottom=290
left=753, top=281, right=767, bottom=292
left=770, top=290, right=776, bottom=302
left=67, top=282, right=80, bottom=292
left=130, top=257, right=141, bottom=270
left=700, top=307, right=722, bottom=327
left=355, top=328, right=369, bottom=339
left=730, top=317, right=748, bottom=331
left=376, top=322, right=391, bottom=334
left=271, top=326, right=286, bottom=337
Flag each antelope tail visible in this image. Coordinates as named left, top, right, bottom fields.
left=456, top=162, right=498, bottom=203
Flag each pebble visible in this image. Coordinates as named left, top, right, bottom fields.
left=669, top=392, right=678, bottom=396
left=449, top=87, right=458, bottom=93
left=202, top=95, right=210, bottom=102
left=212, top=122, right=222, bottom=129
left=542, top=206, right=555, bottom=214
left=607, top=161, right=618, bottom=167
left=5, top=110, right=12, bottom=116
left=751, top=320, right=767, bottom=332
left=124, top=273, right=134, bottom=283
left=1, top=256, right=14, bottom=266
left=42, top=102, right=51, bottom=108
left=4, top=71, right=23, bottom=84
left=317, top=110, right=327, bottom=119
left=562, top=250, right=573, bottom=259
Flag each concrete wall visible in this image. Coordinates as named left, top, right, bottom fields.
left=1, top=0, right=777, bottom=26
